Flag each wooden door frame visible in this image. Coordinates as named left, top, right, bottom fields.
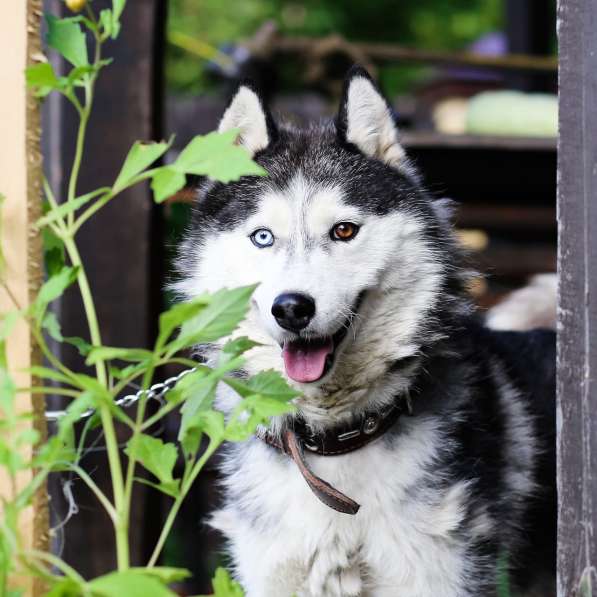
left=0, top=1, right=48, bottom=595
left=557, top=0, right=597, bottom=595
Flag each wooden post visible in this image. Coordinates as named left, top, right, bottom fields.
left=557, top=0, right=597, bottom=595
left=0, top=1, right=48, bottom=595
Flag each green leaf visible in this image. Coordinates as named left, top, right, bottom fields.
left=0, top=311, right=20, bottom=342
left=70, top=374, right=107, bottom=396
left=200, top=568, right=244, bottom=597
left=128, top=567, right=191, bottom=585
left=64, top=335, right=92, bottom=356
left=174, top=130, right=267, bottom=182
left=162, top=366, right=209, bottom=407
left=46, top=15, right=88, bottom=67
left=110, top=0, right=126, bottom=38
left=25, top=62, right=59, bottom=97
left=113, top=140, right=171, bottom=194
left=44, top=247, right=65, bottom=277
left=150, top=166, right=185, bottom=203
left=108, top=361, right=147, bottom=381
left=34, top=388, right=92, bottom=471
left=44, top=577, right=82, bottom=597
left=58, top=392, right=95, bottom=437
left=26, top=62, right=58, bottom=87
left=35, top=266, right=79, bottom=318
left=224, top=405, right=263, bottom=442
left=112, top=0, right=126, bottom=21
left=198, top=409, right=226, bottom=443
left=16, top=427, right=40, bottom=448
left=175, top=356, right=247, bottom=456
left=99, top=9, right=114, bottom=38
left=42, top=310, right=63, bottom=342
left=0, top=439, right=25, bottom=475
left=224, top=370, right=300, bottom=402
left=177, top=376, right=219, bottom=456
left=42, top=225, right=65, bottom=276
left=220, top=336, right=261, bottom=365
left=69, top=373, right=132, bottom=426
left=246, top=393, right=296, bottom=417
left=0, top=354, right=17, bottom=416
left=85, top=346, right=153, bottom=366
left=89, top=571, right=177, bottom=597
left=156, top=296, right=210, bottom=349
left=36, top=189, right=109, bottom=228
left=222, top=372, right=297, bottom=442
left=27, top=365, right=72, bottom=386
left=125, top=434, right=180, bottom=497
left=167, top=285, right=257, bottom=356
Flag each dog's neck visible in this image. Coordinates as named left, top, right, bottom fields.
left=285, top=354, right=423, bottom=434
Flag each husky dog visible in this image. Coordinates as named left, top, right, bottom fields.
left=175, top=67, right=555, bottom=597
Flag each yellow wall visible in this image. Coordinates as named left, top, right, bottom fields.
left=0, top=2, right=46, bottom=595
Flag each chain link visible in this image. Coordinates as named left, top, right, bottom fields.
left=45, top=367, right=197, bottom=422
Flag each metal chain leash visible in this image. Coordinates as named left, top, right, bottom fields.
left=45, top=367, right=198, bottom=422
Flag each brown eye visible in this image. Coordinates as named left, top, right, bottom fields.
left=331, top=222, right=359, bottom=241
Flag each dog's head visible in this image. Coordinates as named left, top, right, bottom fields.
left=176, top=67, right=469, bottom=418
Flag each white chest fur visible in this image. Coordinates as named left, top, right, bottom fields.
left=211, top=416, right=478, bottom=597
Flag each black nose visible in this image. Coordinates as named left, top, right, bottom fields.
left=271, top=292, right=316, bottom=332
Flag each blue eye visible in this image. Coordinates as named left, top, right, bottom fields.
left=250, top=228, right=275, bottom=248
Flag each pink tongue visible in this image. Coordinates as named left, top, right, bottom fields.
left=282, top=339, right=333, bottom=383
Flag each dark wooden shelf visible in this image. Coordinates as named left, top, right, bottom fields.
left=402, top=131, right=557, bottom=152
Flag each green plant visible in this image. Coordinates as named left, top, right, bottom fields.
left=0, top=1, right=297, bottom=595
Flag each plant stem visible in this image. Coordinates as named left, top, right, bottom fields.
left=73, top=168, right=159, bottom=234
left=30, top=326, right=78, bottom=382
left=121, top=361, right=157, bottom=537
left=63, top=236, right=129, bottom=569
left=66, top=97, right=90, bottom=228
left=57, top=21, right=131, bottom=568
left=72, top=190, right=113, bottom=233
left=147, top=439, right=220, bottom=567
left=68, top=464, right=118, bottom=523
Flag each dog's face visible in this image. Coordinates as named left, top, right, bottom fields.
left=177, top=68, right=465, bottom=414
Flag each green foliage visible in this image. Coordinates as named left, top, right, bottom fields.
left=201, top=568, right=244, bottom=597
left=25, top=63, right=60, bottom=98
left=88, top=570, right=178, bottom=597
left=127, top=434, right=180, bottom=497
left=34, top=265, right=79, bottom=321
left=166, top=285, right=258, bottom=355
left=166, top=0, right=505, bottom=95
left=0, top=1, right=297, bottom=595
left=46, top=15, right=88, bottom=67
left=151, top=131, right=266, bottom=202
left=113, top=140, right=172, bottom=194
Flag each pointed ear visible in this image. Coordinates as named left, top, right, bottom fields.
left=336, top=66, right=407, bottom=170
left=218, top=83, right=276, bottom=155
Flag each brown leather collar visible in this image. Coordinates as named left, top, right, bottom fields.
left=258, top=397, right=409, bottom=515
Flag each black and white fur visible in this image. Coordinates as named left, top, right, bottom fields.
left=175, top=67, right=555, bottom=597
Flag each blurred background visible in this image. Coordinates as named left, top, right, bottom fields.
left=163, top=0, right=557, bottom=312
left=43, top=0, right=557, bottom=593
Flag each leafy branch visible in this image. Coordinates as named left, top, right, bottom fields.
left=0, top=2, right=295, bottom=596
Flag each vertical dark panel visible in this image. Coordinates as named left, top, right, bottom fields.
left=506, top=0, right=557, bottom=91
left=557, top=0, right=597, bottom=595
left=506, top=0, right=554, bottom=56
left=45, top=0, right=165, bottom=576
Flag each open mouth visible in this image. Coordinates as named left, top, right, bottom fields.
left=281, top=293, right=364, bottom=384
